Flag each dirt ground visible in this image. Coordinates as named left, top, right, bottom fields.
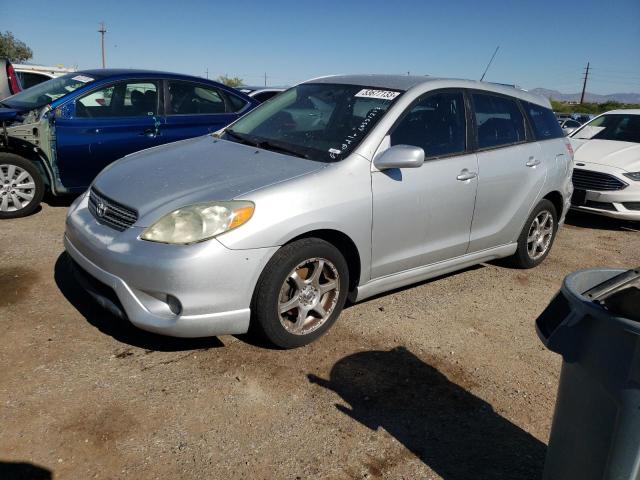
left=1, top=200, right=639, bottom=480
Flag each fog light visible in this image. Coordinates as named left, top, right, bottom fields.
left=166, top=295, right=182, bottom=315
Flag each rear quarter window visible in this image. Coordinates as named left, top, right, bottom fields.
left=524, top=102, right=564, bottom=140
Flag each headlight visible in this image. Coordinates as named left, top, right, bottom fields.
left=140, top=201, right=254, bottom=244
left=622, top=172, right=640, bottom=181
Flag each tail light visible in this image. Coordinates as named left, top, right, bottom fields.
left=6, top=61, right=21, bottom=95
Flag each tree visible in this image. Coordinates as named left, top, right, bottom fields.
left=0, top=31, right=33, bottom=62
left=216, top=75, right=243, bottom=87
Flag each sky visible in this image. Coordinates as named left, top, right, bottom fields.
left=3, top=0, right=639, bottom=94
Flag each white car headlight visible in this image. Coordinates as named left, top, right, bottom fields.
left=140, top=201, right=254, bottom=244
left=623, top=172, right=640, bottom=181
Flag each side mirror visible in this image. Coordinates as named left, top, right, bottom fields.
left=374, top=144, right=425, bottom=170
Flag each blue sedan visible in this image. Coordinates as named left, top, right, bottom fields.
left=0, top=69, right=259, bottom=218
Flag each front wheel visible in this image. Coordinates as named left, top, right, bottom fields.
left=251, top=238, right=349, bottom=348
left=509, top=199, right=558, bottom=269
left=0, top=153, right=45, bottom=219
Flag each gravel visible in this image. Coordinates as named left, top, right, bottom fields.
left=1, top=202, right=638, bottom=479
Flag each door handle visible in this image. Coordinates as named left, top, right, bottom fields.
left=456, top=169, right=478, bottom=181
left=526, top=157, right=541, bottom=167
left=140, top=128, right=156, bottom=137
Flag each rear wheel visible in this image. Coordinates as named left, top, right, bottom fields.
left=251, top=238, right=349, bottom=348
left=0, top=153, right=44, bottom=219
left=509, top=199, right=558, bottom=268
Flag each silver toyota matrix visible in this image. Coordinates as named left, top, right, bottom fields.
left=65, top=75, right=573, bottom=348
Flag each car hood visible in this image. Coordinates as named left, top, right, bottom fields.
left=571, top=139, right=640, bottom=171
left=92, top=135, right=326, bottom=224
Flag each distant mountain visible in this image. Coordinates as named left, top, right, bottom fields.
left=530, top=88, right=640, bottom=104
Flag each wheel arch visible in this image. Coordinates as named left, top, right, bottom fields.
left=542, top=190, right=564, bottom=218
left=286, top=229, right=362, bottom=293
left=1, top=144, right=53, bottom=190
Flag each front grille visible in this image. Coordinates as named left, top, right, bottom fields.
left=585, top=200, right=617, bottom=211
left=88, top=188, right=138, bottom=231
left=572, top=169, right=627, bottom=191
left=623, top=202, right=640, bottom=211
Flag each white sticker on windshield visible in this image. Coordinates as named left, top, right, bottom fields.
left=72, top=75, right=94, bottom=83
left=354, top=89, right=400, bottom=100
left=328, top=148, right=342, bottom=155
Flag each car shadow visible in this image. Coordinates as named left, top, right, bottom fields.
left=309, top=347, right=546, bottom=479
left=565, top=210, right=640, bottom=232
left=42, top=192, right=78, bottom=208
left=54, top=253, right=224, bottom=352
left=0, top=461, right=52, bottom=480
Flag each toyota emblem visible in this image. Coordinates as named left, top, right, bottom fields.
left=96, top=201, right=108, bottom=218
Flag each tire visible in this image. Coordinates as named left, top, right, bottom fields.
left=0, top=153, right=44, bottom=219
left=251, top=238, right=349, bottom=348
left=509, top=199, right=558, bottom=269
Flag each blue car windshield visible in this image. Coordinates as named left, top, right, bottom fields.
left=2, top=72, right=103, bottom=110
left=224, top=83, right=403, bottom=162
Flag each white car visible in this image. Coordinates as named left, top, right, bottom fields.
left=238, top=86, right=284, bottom=103
left=13, top=64, right=75, bottom=89
left=559, top=118, right=582, bottom=136
left=569, top=109, right=640, bottom=221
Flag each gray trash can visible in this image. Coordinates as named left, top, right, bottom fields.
left=536, top=267, right=640, bottom=480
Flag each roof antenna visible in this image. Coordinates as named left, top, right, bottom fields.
left=480, top=45, right=500, bottom=82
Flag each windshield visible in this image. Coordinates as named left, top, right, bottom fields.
left=571, top=113, right=640, bottom=143
left=2, top=72, right=102, bottom=110
left=224, top=83, right=402, bottom=162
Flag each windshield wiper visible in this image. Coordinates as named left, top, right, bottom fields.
left=225, top=130, right=311, bottom=159
left=224, top=129, right=259, bottom=147
left=255, top=140, right=311, bottom=159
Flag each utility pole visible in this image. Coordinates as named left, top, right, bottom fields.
left=98, top=22, right=107, bottom=68
left=205, top=68, right=209, bottom=79
left=580, top=62, right=590, bottom=104
left=264, top=72, right=267, bottom=87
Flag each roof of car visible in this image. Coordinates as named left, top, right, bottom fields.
left=240, top=86, right=286, bottom=91
left=75, top=68, right=216, bottom=82
left=306, top=74, right=550, bottom=107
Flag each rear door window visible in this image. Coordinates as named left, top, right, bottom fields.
left=472, top=93, right=526, bottom=148
left=524, top=102, right=564, bottom=140
left=391, top=91, right=466, bottom=157
left=168, top=81, right=247, bottom=114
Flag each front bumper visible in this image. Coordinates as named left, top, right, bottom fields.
left=571, top=164, right=640, bottom=221
left=64, top=194, right=278, bottom=337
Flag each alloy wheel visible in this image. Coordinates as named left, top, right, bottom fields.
left=278, top=257, right=340, bottom=335
left=527, top=210, right=554, bottom=260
